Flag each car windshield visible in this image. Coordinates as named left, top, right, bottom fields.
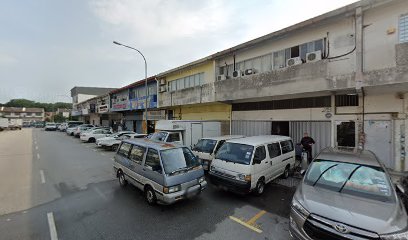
left=150, top=132, right=168, bottom=142
left=193, top=139, right=217, bottom=153
left=160, top=147, right=201, bottom=175
left=305, top=159, right=394, bottom=202
left=215, top=142, right=254, bottom=165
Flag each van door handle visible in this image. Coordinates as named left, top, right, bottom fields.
left=265, top=161, right=269, bottom=163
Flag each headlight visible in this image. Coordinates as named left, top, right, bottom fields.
left=381, top=230, right=408, bottom=240
left=291, top=199, right=309, bottom=218
left=163, top=185, right=181, bottom=194
left=198, top=176, right=205, bottom=183
left=210, top=166, right=215, bottom=172
left=237, top=174, right=251, bottom=182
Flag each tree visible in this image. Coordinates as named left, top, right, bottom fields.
left=53, top=113, right=66, bottom=123
left=4, top=99, right=71, bottom=112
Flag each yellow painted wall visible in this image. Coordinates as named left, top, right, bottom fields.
left=165, top=61, right=214, bottom=84
left=171, top=103, right=231, bottom=121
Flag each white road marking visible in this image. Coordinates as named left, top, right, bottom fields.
left=94, top=187, right=107, bottom=201
left=47, top=212, right=59, bottom=240
left=35, top=146, right=38, bottom=150
left=37, top=153, right=40, bottom=160
left=40, top=170, right=45, bottom=184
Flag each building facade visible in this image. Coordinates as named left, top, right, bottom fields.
left=0, top=107, right=45, bottom=124
left=70, top=86, right=116, bottom=118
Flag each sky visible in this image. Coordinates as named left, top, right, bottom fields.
left=0, top=0, right=358, bottom=103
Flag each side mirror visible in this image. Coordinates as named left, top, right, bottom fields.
left=300, top=170, right=306, bottom=176
left=396, top=184, right=405, bottom=194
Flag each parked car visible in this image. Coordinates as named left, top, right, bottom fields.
left=73, top=124, right=94, bottom=137
left=209, top=135, right=295, bottom=195
left=44, top=122, right=58, bottom=131
left=192, top=135, right=244, bottom=171
left=96, top=131, right=144, bottom=150
left=58, top=122, right=67, bottom=131
left=113, top=139, right=207, bottom=205
left=80, top=128, right=112, bottom=142
left=289, top=147, right=408, bottom=240
left=66, top=122, right=84, bottom=135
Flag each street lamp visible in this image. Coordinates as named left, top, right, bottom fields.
left=113, top=41, right=148, bottom=134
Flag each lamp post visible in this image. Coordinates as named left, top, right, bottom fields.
left=113, top=41, right=148, bottom=134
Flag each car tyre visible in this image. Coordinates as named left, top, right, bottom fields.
left=88, top=138, right=95, bottom=143
left=144, top=186, right=157, bottom=205
left=118, top=171, right=127, bottom=187
left=254, top=179, right=265, bottom=196
left=112, top=144, right=119, bottom=151
left=282, top=166, right=290, bottom=179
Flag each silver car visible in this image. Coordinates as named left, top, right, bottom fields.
left=290, top=147, right=408, bottom=240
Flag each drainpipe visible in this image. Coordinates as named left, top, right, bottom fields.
left=355, top=6, right=365, bottom=150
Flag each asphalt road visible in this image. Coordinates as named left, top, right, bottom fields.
left=0, top=128, right=298, bottom=240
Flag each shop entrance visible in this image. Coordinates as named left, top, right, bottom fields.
left=336, top=121, right=356, bottom=147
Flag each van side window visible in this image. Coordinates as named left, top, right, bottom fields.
left=280, top=140, right=294, bottom=154
left=130, top=145, right=146, bottom=164
left=145, top=148, right=162, bottom=173
left=254, top=146, right=266, bottom=161
left=267, top=143, right=282, bottom=158
left=167, top=133, right=180, bottom=142
left=118, top=142, right=132, bottom=157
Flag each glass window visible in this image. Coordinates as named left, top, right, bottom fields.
left=305, top=160, right=394, bottom=202
left=167, top=133, right=180, bottom=142
left=130, top=145, right=146, bottom=164
left=145, top=148, right=162, bottom=173
left=314, top=39, right=323, bottom=52
left=254, top=146, right=266, bottom=162
left=160, top=147, right=200, bottom=175
left=280, top=140, right=294, bottom=154
left=261, top=54, right=272, bottom=73
left=267, top=143, right=282, bottom=158
left=273, top=50, right=285, bottom=69
left=150, top=132, right=168, bottom=142
left=184, top=77, right=190, bottom=89
left=214, top=140, right=225, bottom=154
left=193, top=139, right=217, bottom=154
left=194, top=74, right=200, bottom=86
left=199, top=73, right=204, bottom=85
left=399, top=14, right=408, bottom=43
left=215, top=143, right=254, bottom=165
left=118, top=142, right=131, bottom=157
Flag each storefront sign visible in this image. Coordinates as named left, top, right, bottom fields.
left=111, top=103, right=129, bottom=111
left=82, top=109, right=89, bottom=115
left=129, top=95, right=157, bottom=110
left=147, top=110, right=165, bottom=120
left=98, top=104, right=109, bottom=113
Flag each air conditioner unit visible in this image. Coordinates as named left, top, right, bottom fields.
left=217, top=74, right=227, bottom=81
left=244, top=68, right=256, bottom=75
left=232, top=70, right=242, bottom=78
left=159, top=86, right=167, bottom=93
left=159, top=79, right=166, bottom=85
left=286, top=57, right=302, bottom=67
left=306, top=50, right=322, bottom=63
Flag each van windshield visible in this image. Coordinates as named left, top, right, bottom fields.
left=160, top=147, right=201, bottom=175
left=150, top=132, right=168, bottom=142
left=193, top=139, right=217, bottom=153
left=215, top=142, right=254, bottom=165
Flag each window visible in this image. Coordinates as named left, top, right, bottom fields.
left=118, top=142, right=132, bottom=157
left=145, top=148, right=162, bottom=173
left=215, top=143, right=254, bottom=165
left=280, top=140, right=294, bottom=154
left=167, top=133, right=180, bottom=142
left=130, top=145, right=146, bottom=164
left=267, top=143, right=282, bottom=158
left=273, top=50, right=285, bottom=69
left=400, top=14, right=408, bottom=43
left=161, top=147, right=201, bottom=174
left=254, top=146, right=266, bottom=162
left=335, top=94, right=359, bottom=107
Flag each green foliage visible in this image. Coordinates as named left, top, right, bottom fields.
left=4, top=99, right=71, bottom=112
left=53, top=113, right=66, bottom=123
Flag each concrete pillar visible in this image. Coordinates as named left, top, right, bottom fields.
left=355, top=7, right=365, bottom=150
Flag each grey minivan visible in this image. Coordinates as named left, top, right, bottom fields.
left=290, top=147, right=407, bottom=240
left=113, top=138, right=207, bottom=205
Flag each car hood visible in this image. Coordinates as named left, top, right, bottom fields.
left=211, top=159, right=250, bottom=175
left=296, top=184, right=408, bottom=234
left=98, top=137, right=115, bottom=141
left=165, top=167, right=204, bottom=186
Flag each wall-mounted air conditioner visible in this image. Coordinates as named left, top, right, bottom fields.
left=286, top=57, right=302, bottom=67
left=244, top=68, right=256, bottom=75
left=232, top=70, right=242, bottom=78
left=306, top=50, right=322, bottom=63
left=159, top=86, right=167, bottom=93
left=217, top=74, right=226, bottom=81
left=159, top=79, right=166, bottom=85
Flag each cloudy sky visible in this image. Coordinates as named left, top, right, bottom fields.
left=0, top=0, right=357, bottom=103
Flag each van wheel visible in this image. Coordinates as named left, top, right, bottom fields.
left=112, top=144, right=119, bottom=151
left=118, top=171, right=127, bottom=187
left=254, top=179, right=265, bottom=196
left=144, top=186, right=157, bottom=205
left=88, top=138, right=95, bottom=143
left=282, top=166, right=290, bottom=179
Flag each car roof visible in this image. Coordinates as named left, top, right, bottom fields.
left=317, top=147, right=381, bottom=167
left=226, top=135, right=292, bottom=146
left=123, top=138, right=183, bottom=151
left=200, top=135, right=245, bottom=141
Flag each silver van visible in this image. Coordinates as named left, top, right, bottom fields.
left=290, top=147, right=408, bottom=239
left=113, top=138, right=207, bottom=205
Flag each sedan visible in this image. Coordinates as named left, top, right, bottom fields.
left=44, top=122, right=58, bottom=131
left=95, top=131, right=135, bottom=148
left=289, top=147, right=407, bottom=240
left=80, top=128, right=112, bottom=143
left=97, top=133, right=146, bottom=151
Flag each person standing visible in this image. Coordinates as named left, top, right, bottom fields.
left=301, top=132, right=315, bottom=163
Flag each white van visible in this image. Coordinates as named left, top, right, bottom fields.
left=192, top=135, right=244, bottom=170
left=209, top=135, right=295, bottom=195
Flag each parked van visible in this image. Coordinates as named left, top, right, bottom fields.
left=192, top=135, right=244, bottom=171
left=113, top=139, right=207, bottom=205
left=209, top=135, right=295, bottom=195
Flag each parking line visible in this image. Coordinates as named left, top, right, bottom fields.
left=40, top=170, right=45, bottom=184
left=246, top=210, right=266, bottom=226
left=229, top=216, right=263, bottom=233
left=37, top=153, right=40, bottom=160
left=47, top=212, right=59, bottom=240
